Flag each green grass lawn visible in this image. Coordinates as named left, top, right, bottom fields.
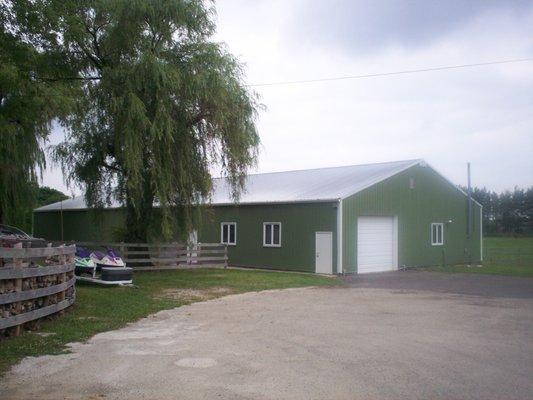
left=427, top=237, right=533, bottom=277
left=0, top=268, right=341, bottom=375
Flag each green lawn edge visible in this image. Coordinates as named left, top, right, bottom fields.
left=424, top=237, right=533, bottom=277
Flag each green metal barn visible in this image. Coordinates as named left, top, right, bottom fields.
left=34, top=159, right=482, bottom=274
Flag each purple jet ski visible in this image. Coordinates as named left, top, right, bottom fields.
left=90, top=248, right=126, bottom=269
left=74, top=247, right=133, bottom=285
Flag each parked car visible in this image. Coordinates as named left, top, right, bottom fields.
left=0, top=224, right=47, bottom=247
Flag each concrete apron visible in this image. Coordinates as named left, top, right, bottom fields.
left=1, top=286, right=532, bottom=400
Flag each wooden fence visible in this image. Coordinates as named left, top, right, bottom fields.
left=0, top=244, right=76, bottom=336
left=74, top=242, right=228, bottom=270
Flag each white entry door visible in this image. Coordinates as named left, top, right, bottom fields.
left=315, top=232, right=333, bottom=274
left=357, top=216, right=397, bottom=273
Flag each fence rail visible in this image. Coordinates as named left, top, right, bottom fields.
left=0, top=243, right=76, bottom=336
left=74, top=242, right=228, bottom=270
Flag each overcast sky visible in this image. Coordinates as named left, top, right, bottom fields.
left=43, top=0, right=533, bottom=195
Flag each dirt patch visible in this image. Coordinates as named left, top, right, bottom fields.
left=154, top=287, right=234, bottom=302
left=32, top=332, right=57, bottom=337
left=208, top=287, right=234, bottom=295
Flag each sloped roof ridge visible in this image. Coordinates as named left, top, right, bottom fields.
left=213, top=158, right=423, bottom=180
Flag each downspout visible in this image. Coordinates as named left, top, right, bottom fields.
left=337, top=198, right=343, bottom=275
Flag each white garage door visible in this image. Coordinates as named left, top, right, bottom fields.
left=357, top=216, right=397, bottom=273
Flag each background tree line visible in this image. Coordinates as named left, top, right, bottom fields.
left=463, top=186, right=533, bottom=236
left=6, top=185, right=68, bottom=234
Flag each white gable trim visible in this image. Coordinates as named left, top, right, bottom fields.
left=424, top=162, right=483, bottom=207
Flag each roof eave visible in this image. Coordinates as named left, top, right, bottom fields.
left=33, top=198, right=340, bottom=212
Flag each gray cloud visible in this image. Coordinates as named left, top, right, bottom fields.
left=289, top=0, right=532, bottom=53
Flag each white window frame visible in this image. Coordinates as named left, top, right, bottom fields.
left=263, top=222, right=282, bottom=247
left=220, top=222, right=237, bottom=246
left=431, top=223, right=444, bottom=246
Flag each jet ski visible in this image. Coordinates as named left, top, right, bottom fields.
left=76, top=247, right=133, bottom=285
left=90, top=248, right=126, bottom=270
left=75, top=247, right=97, bottom=276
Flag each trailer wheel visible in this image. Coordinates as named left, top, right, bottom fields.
left=75, top=265, right=95, bottom=276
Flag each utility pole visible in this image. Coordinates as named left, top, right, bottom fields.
left=467, top=162, right=472, bottom=239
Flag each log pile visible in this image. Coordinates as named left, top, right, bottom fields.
left=0, top=243, right=76, bottom=337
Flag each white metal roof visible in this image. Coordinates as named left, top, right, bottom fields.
left=210, top=159, right=421, bottom=204
left=35, top=159, right=423, bottom=211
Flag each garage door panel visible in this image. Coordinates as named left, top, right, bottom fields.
left=361, top=254, right=394, bottom=258
left=360, top=253, right=394, bottom=259
left=357, top=216, right=397, bottom=274
left=359, top=241, right=392, bottom=246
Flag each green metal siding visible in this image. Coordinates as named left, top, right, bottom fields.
left=33, top=209, right=126, bottom=242
left=33, top=202, right=339, bottom=273
left=342, top=164, right=482, bottom=273
left=198, top=202, right=338, bottom=273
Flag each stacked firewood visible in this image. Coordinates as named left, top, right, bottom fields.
left=0, top=273, right=75, bottom=294
left=0, top=279, right=15, bottom=294
left=0, top=248, right=76, bottom=337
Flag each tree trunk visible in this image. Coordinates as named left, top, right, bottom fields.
left=124, top=173, right=154, bottom=242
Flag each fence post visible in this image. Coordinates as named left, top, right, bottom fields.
left=58, top=245, right=67, bottom=316
left=224, top=244, right=228, bottom=269
left=42, top=243, right=53, bottom=310
left=198, top=243, right=203, bottom=266
left=13, top=242, right=23, bottom=336
left=119, top=242, right=125, bottom=260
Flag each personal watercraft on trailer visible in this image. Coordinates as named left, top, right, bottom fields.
left=75, top=247, right=133, bottom=285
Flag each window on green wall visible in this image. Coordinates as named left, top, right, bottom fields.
left=221, top=222, right=236, bottom=245
left=263, top=222, right=281, bottom=247
left=431, top=223, right=444, bottom=246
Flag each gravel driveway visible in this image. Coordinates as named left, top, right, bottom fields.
left=2, top=271, right=532, bottom=399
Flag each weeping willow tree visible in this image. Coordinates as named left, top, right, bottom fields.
left=21, top=0, right=263, bottom=241
left=0, top=3, right=74, bottom=228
